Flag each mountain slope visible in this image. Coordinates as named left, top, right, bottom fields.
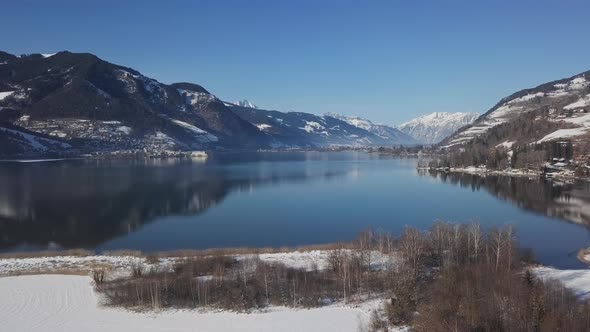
left=0, top=51, right=270, bottom=157
left=0, top=50, right=420, bottom=158
left=226, top=103, right=417, bottom=147
left=436, top=70, right=590, bottom=170
left=398, top=112, right=479, bottom=144
left=441, top=70, right=590, bottom=149
left=326, top=113, right=417, bottom=145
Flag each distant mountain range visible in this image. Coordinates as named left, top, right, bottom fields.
left=225, top=105, right=416, bottom=148
left=397, top=112, right=479, bottom=144
left=0, top=51, right=417, bottom=158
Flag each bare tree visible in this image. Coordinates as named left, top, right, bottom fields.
left=468, top=221, right=483, bottom=263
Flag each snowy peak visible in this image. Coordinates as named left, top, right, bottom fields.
left=398, top=112, right=479, bottom=144
left=227, top=107, right=417, bottom=147
left=234, top=99, right=258, bottom=109
left=323, top=113, right=417, bottom=145
left=324, top=113, right=376, bottom=131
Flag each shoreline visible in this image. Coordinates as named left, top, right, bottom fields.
left=420, top=166, right=587, bottom=182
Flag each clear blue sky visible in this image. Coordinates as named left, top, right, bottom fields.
left=2, top=0, right=589, bottom=124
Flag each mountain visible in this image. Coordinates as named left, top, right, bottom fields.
left=325, top=113, right=417, bottom=145
left=441, top=70, right=590, bottom=149
left=398, top=112, right=479, bottom=144
left=234, top=99, right=258, bottom=109
left=437, top=70, right=590, bottom=170
left=226, top=104, right=417, bottom=147
left=0, top=51, right=270, bottom=158
left=0, top=51, right=418, bottom=158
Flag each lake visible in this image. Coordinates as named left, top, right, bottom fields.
left=1, top=152, right=589, bottom=269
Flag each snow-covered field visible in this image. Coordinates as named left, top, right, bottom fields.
left=533, top=266, right=590, bottom=300
left=0, top=251, right=587, bottom=331
left=0, top=274, right=392, bottom=332
left=0, top=251, right=407, bottom=331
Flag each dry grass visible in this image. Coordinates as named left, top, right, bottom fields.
left=0, top=242, right=353, bottom=260
left=0, top=243, right=353, bottom=280
left=145, top=242, right=354, bottom=259
left=0, top=249, right=94, bottom=259
left=101, top=250, right=143, bottom=257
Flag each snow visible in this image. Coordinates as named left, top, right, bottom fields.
left=399, top=112, right=479, bottom=144
left=0, top=90, right=15, bottom=100
left=115, top=70, right=139, bottom=93
left=0, top=255, right=168, bottom=278
left=496, top=141, right=515, bottom=149
left=116, top=126, right=132, bottom=135
left=235, top=99, right=258, bottom=109
left=538, top=127, right=590, bottom=142
left=564, top=94, right=590, bottom=110
left=488, top=104, right=523, bottom=120
left=41, top=53, right=56, bottom=58
left=170, top=119, right=208, bottom=134
left=561, top=113, right=590, bottom=126
left=549, top=77, right=589, bottom=98
left=0, top=127, right=71, bottom=150
left=540, top=113, right=590, bottom=142
left=49, top=130, right=67, bottom=138
left=570, top=77, right=588, bottom=89
left=0, top=159, right=68, bottom=163
left=326, top=113, right=375, bottom=131
left=0, top=274, right=386, bottom=332
left=170, top=119, right=218, bottom=142
left=506, top=92, right=545, bottom=104
left=299, top=121, right=328, bottom=135
left=250, top=250, right=395, bottom=272
left=0, top=250, right=395, bottom=278
left=177, top=89, right=215, bottom=106
left=533, top=266, right=590, bottom=300
left=256, top=123, right=272, bottom=131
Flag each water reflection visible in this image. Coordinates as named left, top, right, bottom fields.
left=0, top=154, right=359, bottom=251
left=419, top=170, right=590, bottom=227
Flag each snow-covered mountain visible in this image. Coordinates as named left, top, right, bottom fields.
left=234, top=99, right=258, bottom=109
left=0, top=50, right=418, bottom=158
left=227, top=105, right=417, bottom=147
left=397, top=112, right=479, bottom=144
left=0, top=50, right=269, bottom=158
left=442, top=70, right=590, bottom=149
left=325, top=113, right=417, bottom=145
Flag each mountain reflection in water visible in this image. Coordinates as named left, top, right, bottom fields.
left=0, top=153, right=355, bottom=251
left=2, top=153, right=590, bottom=270
left=419, top=170, right=590, bottom=228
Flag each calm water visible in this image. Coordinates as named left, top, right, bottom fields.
left=1, top=152, right=590, bottom=269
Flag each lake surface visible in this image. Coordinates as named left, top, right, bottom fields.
left=1, top=152, right=590, bottom=269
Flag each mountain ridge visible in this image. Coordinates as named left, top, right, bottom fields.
left=441, top=69, right=590, bottom=149
left=398, top=112, right=479, bottom=144
left=436, top=69, right=590, bottom=170
left=0, top=50, right=417, bottom=158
